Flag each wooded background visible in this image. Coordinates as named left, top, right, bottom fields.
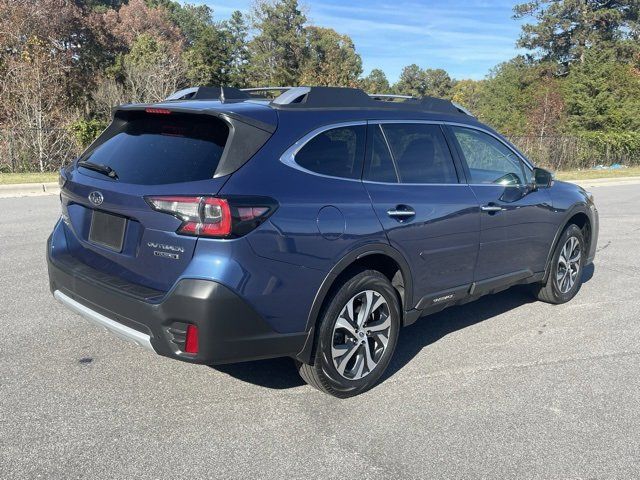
left=1, top=0, right=639, bottom=172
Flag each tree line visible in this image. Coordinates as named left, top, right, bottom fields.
left=0, top=0, right=639, bottom=172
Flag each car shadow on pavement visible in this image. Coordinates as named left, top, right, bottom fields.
left=381, top=263, right=595, bottom=384
left=212, top=265, right=595, bottom=391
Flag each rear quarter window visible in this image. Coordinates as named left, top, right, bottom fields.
left=80, top=113, right=229, bottom=185
left=294, top=125, right=366, bottom=179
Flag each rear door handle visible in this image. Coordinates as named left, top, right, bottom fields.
left=480, top=204, right=503, bottom=213
left=387, top=205, right=416, bottom=220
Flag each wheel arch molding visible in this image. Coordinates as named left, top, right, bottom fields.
left=543, top=203, right=594, bottom=282
left=294, top=243, right=413, bottom=364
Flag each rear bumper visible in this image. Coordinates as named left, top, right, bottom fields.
left=54, top=290, right=155, bottom=351
left=47, top=238, right=306, bottom=365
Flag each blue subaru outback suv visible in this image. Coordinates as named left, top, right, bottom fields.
left=48, top=86, right=598, bottom=397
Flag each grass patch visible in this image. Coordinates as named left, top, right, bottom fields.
left=555, top=166, right=640, bottom=180
left=0, top=172, right=58, bottom=185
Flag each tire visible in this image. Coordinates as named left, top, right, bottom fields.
left=533, top=224, right=585, bottom=304
left=297, top=269, right=401, bottom=398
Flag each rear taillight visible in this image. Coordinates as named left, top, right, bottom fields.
left=145, top=195, right=276, bottom=238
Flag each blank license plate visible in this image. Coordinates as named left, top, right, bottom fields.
left=89, top=210, right=127, bottom=252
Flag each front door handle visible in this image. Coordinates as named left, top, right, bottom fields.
left=480, top=204, right=503, bottom=213
left=387, top=205, right=416, bottom=220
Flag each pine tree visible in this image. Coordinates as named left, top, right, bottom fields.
left=248, top=0, right=307, bottom=86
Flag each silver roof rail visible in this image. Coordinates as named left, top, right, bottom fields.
left=164, top=87, right=200, bottom=101
left=368, top=93, right=413, bottom=100
left=241, top=87, right=293, bottom=94
left=451, top=101, right=475, bottom=117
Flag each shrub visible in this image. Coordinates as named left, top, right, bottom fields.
left=69, top=119, right=108, bottom=149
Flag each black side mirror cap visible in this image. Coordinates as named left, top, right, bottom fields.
left=533, top=167, right=554, bottom=188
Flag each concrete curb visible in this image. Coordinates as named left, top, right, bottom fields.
left=563, top=176, right=640, bottom=188
left=0, top=182, right=60, bottom=198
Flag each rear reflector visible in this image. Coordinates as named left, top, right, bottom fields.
left=185, top=324, right=199, bottom=354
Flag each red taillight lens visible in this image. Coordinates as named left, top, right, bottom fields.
left=145, top=195, right=276, bottom=238
left=145, top=107, right=172, bottom=115
left=147, top=196, right=232, bottom=238
left=184, top=324, right=199, bottom=354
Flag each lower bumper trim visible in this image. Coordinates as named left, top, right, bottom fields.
left=54, top=290, right=155, bottom=352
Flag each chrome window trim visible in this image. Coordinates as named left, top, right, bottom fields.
left=279, top=121, right=367, bottom=183
left=279, top=119, right=534, bottom=183
left=368, top=119, right=534, bottom=170
left=362, top=180, right=468, bottom=186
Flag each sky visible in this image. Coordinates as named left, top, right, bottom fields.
left=194, top=0, right=528, bottom=82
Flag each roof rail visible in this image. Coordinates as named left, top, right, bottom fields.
left=270, top=86, right=471, bottom=116
left=240, top=87, right=293, bottom=93
left=163, top=85, right=475, bottom=116
left=368, top=93, right=413, bottom=100
left=164, top=86, right=250, bottom=102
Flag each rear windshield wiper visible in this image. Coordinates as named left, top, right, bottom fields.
left=77, top=160, right=118, bottom=180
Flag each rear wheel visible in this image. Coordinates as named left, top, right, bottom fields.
left=297, top=270, right=400, bottom=398
left=533, top=224, right=585, bottom=304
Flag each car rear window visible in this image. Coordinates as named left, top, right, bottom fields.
left=79, top=113, right=229, bottom=185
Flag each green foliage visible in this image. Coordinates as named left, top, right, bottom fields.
left=299, top=27, right=362, bottom=87
left=224, top=11, right=250, bottom=87
left=248, top=0, right=307, bottom=86
left=394, top=65, right=453, bottom=97
left=576, top=131, right=640, bottom=166
left=183, top=26, right=229, bottom=86
left=450, top=79, right=484, bottom=114
left=473, top=58, right=535, bottom=135
left=514, top=0, right=640, bottom=68
left=360, top=69, right=391, bottom=94
left=563, top=47, right=640, bottom=131
left=70, top=119, right=108, bottom=148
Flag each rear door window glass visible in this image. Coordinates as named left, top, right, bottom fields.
left=381, top=123, right=459, bottom=184
left=365, top=125, right=398, bottom=183
left=80, top=113, right=229, bottom=185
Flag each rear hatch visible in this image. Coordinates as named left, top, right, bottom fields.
left=59, top=105, right=275, bottom=292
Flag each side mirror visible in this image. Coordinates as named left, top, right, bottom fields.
left=532, top=167, right=553, bottom=189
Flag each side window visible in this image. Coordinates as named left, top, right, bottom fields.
left=294, top=125, right=365, bottom=179
left=451, top=127, right=525, bottom=185
left=381, top=123, right=459, bottom=184
left=364, top=125, right=398, bottom=183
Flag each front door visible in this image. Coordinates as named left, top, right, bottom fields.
left=363, top=122, right=480, bottom=307
left=447, top=125, right=557, bottom=281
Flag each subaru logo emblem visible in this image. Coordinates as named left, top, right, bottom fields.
left=88, top=191, right=104, bottom=206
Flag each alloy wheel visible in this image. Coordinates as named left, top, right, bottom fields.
left=556, top=236, right=581, bottom=294
left=331, top=290, right=391, bottom=380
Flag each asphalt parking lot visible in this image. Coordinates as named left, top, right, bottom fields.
left=1, top=184, right=639, bottom=479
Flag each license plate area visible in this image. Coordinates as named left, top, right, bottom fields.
left=89, top=210, right=127, bottom=252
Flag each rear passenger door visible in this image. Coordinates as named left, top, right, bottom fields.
left=446, top=125, right=556, bottom=281
left=363, top=122, right=480, bottom=307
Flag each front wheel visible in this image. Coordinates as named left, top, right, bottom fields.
left=533, top=224, right=585, bottom=304
left=297, top=270, right=401, bottom=398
